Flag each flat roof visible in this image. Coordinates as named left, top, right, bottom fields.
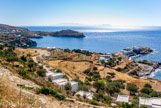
left=52, top=78, right=68, bottom=84
left=46, top=72, right=55, bottom=76
left=51, top=73, right=64, bottom=76
left=139, top=97, right=152, bottom=106
left=76, top=91, right=93, bottom=100
left=70, top=81, right=78, bottom=85
left=152, top=97, right=161, bottom=108
left=59, top=81, right=68, bottom=86
left=116, top=95, right=129, bottom=103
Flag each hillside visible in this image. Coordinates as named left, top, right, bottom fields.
left=0, top=24, right=40, bottom=38
left=0, top=34, right=37, bottom=47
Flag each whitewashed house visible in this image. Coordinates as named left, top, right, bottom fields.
left=47, top=47, right=56, bottom=50
left=139, top=97, right=161, bottom=108
left=151, top=98, right=161, bottom=108
left=132, top=46, right=142, bottom=51
left=52, top=78, right=68, bottom=84
left=76, top=91, right=93, bottom=100
left=70, top=81, right=78, bottom=92
left=99, top=54, right=112, bottom=63
left=50, top=73, right=64, bottom=80
left=116, top=95, right=129, bottom=103
left=56, top=81, right=78, bottom=93
left=81, top=49, right=89, bottom=53
left=122, top=50, right=133, bottom=55
left=45, top=72, right=55, bottom=80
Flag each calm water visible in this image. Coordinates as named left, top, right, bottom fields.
left=23, top=26, right=161, bottom=80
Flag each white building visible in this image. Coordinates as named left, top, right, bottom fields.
left=81, top=49, right=89, bottom=53
left=47, top=47, right=56, bottom=50
left=122, top=50, right=133, bottom=55
left=45, top=72, right=78, bottom=93
left=56, top=81, right=78, bottom=93
left=50, top=73, right=64, bottom=80
left=45, top=72, right=55, bottom=80
left=116, top=95, right=129, bottom=103
left=70, top=81, right=78, bottom=92
left=76, top=91, right=93, bottom=100
left=99, top=54, right=112, bottom=63
left=132, top=46, right=142, bottom=51
left=52, top=78, right=68, bottom=84
left=139, top=97, right=161, bottom=108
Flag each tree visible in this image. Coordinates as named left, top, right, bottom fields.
left=106, top=83, right=120, bottom=96
left=83, top=69, right=90, bottom=74
left=116, top=67, right=122, bottom=72
left=127, top=83, right=138, bottom=95
left=21, top=55, right=27, bottom=62
left=37, top=69, right=46, bottom=77
left=65, top=83, right=72, bottom=95
left=28, top=61, right=35, bottom=70
left=65, top=83, right=72, bottom=91
left=118, top=57, right=122, bottom=61
left=93, top=66, right=98, bottom=71
left=150, top=91, right=159, bottom=97
left=56, top=69, right=62, bottom=73
left=144, top=83, right=152, bottom=88
left=76, top=94, right=80, bottom=98
left=93, top=80, right=105, bottom=92
left=140, top=87, right=153, bottom=95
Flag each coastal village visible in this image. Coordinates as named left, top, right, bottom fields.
left=0, top=24, right=161, bottom=108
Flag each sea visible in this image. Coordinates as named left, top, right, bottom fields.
left=21, top=26, right=161, bottom=80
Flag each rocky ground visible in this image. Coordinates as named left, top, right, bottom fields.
left=0, top=65, right=99, bottom=108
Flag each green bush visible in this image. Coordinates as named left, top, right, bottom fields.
left=141, top=87, right=153, bottom=95
left=116, top=67, right=122, bottom=72
left=93, top=80, right=105, bottom=92
left=89, top=100, right=99, bottom=106
left=144, top=83, right=152, bottom=88
left=127, top=83, right=138, bottom=95
left=83, top=69, right=90, bottom=74
left=93, top=66, right=98, bottom=71
left=56, top=69, right=62, bottom=73
left=37, top=69, right=46, bottom=77
left=39, top=87, right=65, bottom=100
left=17, top=69, right=30, bottom=79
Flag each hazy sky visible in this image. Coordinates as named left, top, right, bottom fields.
left=0, top=0, right=161, bottom=26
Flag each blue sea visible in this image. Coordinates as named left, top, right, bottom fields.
left=22, top=26, right=161, bottom=80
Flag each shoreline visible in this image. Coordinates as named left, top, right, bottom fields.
left=149, top=67, right=161, bottom=79
left=128, top=49, right=157, bottom=61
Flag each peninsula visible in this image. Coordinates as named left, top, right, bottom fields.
left=0, top=24, right=86, bottom=38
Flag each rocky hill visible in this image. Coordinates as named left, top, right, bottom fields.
left=52, top=29, right=85, bottom=38
left=33, top=29, right=85, bottom=38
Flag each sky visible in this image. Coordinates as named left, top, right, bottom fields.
left=0, top=0, right=161, bottom=26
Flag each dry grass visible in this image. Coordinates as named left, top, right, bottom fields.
left=107, top=68, right=153, bottom=88
left=46, top=60, right=92, bottom=81
left=0, top=72, right=38, bottom=108
left=14, top=48, right=39, bottom=57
